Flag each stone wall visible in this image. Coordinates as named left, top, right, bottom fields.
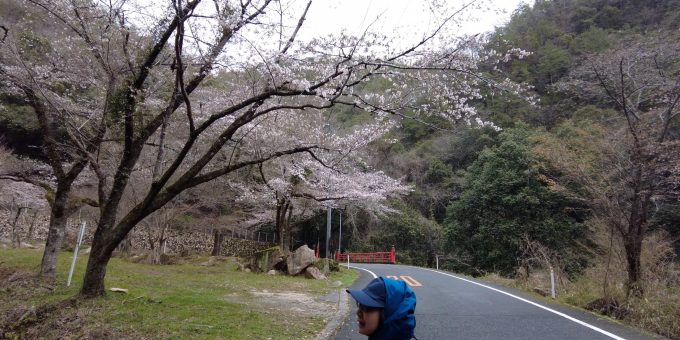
left=0, top=211, right=273, bottom=256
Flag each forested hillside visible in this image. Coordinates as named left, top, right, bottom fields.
left=1, top=0, right=679, bottom=337
left=329, top=0, right=680, bottom=337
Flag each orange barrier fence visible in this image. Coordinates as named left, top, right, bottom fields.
left=336, top=246, right=396, bottom=264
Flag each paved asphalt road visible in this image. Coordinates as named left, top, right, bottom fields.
left=334, top=263, right=662, bottom=340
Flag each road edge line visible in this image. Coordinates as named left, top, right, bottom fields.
left=420, top=267, right=625, bottom=340
left=347, top=265, right=378, bottom=278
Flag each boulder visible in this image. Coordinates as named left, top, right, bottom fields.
left=286, top=245, right=316, bottom=276
left=532, top=287, right=549, bottom=297
left=199, top=259, right=214, bottom=266
left=200, top=256, right=223, bottom=267
left=19, top=242, right=36, bottom=249
left=267, top=270, right=278, bottom=275
left=313, top=258, right=339, bottom=272
left=246, top=246, right=285, bottom=273
left=271, top=252, right=288, bottom=273
left=304, top=266, right=327, bottom=280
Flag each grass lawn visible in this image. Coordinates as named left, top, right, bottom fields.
left=0, top=248, right=358, bottom=339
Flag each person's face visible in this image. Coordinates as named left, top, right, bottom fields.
left=356, top=303, right=382, bottom=336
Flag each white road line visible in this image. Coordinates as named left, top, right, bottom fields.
left=347, top=265, right=377, bottom=278
left=419, top=267, right=626, bottom=340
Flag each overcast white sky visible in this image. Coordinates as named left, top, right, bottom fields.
left=135, top=1, right=529, bottom=43
left=132, top=0, right=530, bottom=63
left=296, top=0, right=529, bottom=43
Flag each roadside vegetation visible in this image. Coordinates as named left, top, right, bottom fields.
left=0, top=248, right=357, bottom=339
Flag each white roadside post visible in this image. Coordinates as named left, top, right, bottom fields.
left=67, top=221, right=87, bottom=287
left=550, top=266, right=556, bottom=299
left=436, top=255, right=439, bottom=270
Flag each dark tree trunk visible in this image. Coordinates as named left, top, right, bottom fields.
left=40, top=187, right=70, bottom=279
left=11, top=207, right=25, bottom=248
left=622, top=157, right=649, bottom=298
left=27, top=210, right=39, bottom=241
left=118, top=236, right=132, bottom=255
left=80, top=205, right=159, bottom=297
left=80, top=217, right=119, bottom=298
left=285, top=204, right=293, bottom=251
left=211, top=229, right=224, bottom=256
left=80, top=247, right=110, bottom=298
left=276, top=199, right=290, bottom=250
left=623, top=234, right=643, bottom=297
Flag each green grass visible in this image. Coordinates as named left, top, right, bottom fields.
left=0, top=248, right=359, bottom=339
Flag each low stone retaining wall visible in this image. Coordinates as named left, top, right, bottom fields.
left=0, top=211, right=273, bottom=256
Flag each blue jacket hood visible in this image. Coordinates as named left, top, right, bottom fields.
left=369, top=277, right=416, bottom=340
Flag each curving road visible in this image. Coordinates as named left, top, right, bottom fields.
left=334, top=263, right=661, bottom=340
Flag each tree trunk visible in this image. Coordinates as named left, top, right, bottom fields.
left=211, top=229, right=223, bottom=256
left=80, top=248, right=110, bottom=298
left=39, top=187, right=70, bottom=279
left=11, top=207, right=25, bottom=248
left=623, top=158, right=649, bottom=298
left=80, top=219, right=117, bottom=297
left=27, top=210, right=39, bottom=241
left=285, top=204, right=293, bottom=251
left=276, top=199, right=289, bottom=250
left=156, top=224, right=167, bottom=264
left=623, top=234, right=644, bottom=298
left=80, top=208, right=151, bottom=297
left=118, top=236, right=132, bottom=255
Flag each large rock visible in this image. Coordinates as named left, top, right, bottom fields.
left=271, top=251, right=288, bottom=273
left=287, top=245, right=316, bottom=276
left=313, top=258, right=340, bottom=272
left=200, top=256, right=219, bottom=266
left=19, top=242, right=36, bottom=249
left=247, top=246, right=285, bottom=273
left=305, top=266, right=327, bottom=280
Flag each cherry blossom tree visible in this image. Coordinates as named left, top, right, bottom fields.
left=0, top=0, right=134, bottom=279
left=2, top=0, right=527, bottom=297
left=230, top=109, right=410, bottom=250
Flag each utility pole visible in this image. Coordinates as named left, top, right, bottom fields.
left=324, top=206, right=331, bottom=273
left=323, top=121, right=333, bottom=274
left=338, top=209, right=342, bottom=254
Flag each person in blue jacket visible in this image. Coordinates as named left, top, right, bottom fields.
left=346, top=277, right=417, bottom=339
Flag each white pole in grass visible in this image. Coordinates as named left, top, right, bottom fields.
left=436, top=255, right=439, bottom=270
left=67, top=221, right=87, bottom=287
left=550, top=266, right=556, bottom=299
